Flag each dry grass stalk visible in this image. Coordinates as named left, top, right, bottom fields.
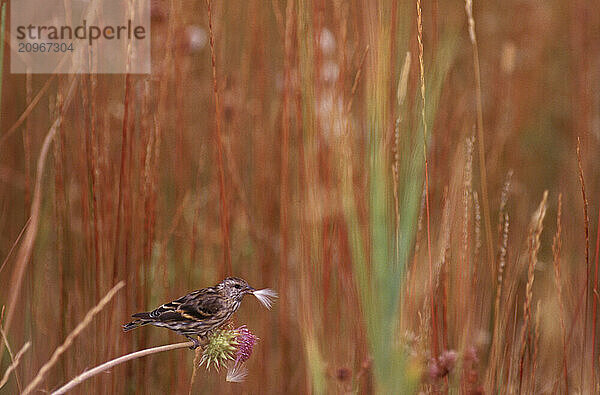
left=206, top=0, right=231, bottom=277
left=465, top=0, right=494, bottom=272
left=496, top=170, right=513, bottom=281
left=487, top=211, right=509, bottom=390
left=436, top=188, right=451, bottom=352
left=0, top=218, right=30, bottom=275
left=517, top=190, right=548, bottom=392
left=188, top=345, right=203, bottom=395
left=1, top=319, right=26, bottom=392
left=552, top=193, right=569, bottom=394
left=416, top=0, right=438, bottom=359
left=461, top=136, right=474, bottom=332
left=531, top=300, right=541, bottom=392
left=393, top=52, right=412, bottom=262
left=470, top=191, right=482, bottom=333
left=22, top=281, right=124, bottom=395
left=0, top=341, right=30, bottom=390
left=434, top=189, right=451, bottom=291
left=486, top=171, right=513, bottom=389
left=344, top=45, right=370, bottom=116
left=473, top=191, right=482, bottom=274
left=496, top=213, right=509, bottom=310
left=1, top=77, right=78, bottom=356
left=0, top=74, right=57, bottom=148
left=576, top=137, right=591, bottom=389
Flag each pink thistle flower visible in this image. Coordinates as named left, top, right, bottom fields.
left=234, top=325, right=258, bottom=364
left=225, top=326, right=259, bottom=383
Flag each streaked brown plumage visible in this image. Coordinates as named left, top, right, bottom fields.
left=123, top=277, right=255, bottom=349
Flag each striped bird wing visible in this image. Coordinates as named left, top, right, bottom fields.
left=137, top=287, right=224, bottom=323
left=142, top=298, right=188, bottom=319
left=177, top=289, right=224, bottom=321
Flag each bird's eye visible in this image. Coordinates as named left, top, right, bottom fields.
left=234, top=284, right=241, bottom=289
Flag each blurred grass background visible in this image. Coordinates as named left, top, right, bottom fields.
left=1, top=0, right=600, bottom=393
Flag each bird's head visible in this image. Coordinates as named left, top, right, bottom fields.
left=218, top=277, right=255, bottom=301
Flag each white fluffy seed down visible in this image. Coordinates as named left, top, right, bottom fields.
left=252, top=289, right=278, bottom=310
left=226, top=363, right=249, bottom=383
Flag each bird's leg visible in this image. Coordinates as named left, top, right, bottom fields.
left=197, top=335, right=209, bottom=348
left=185, top=335, right=201, bottom=350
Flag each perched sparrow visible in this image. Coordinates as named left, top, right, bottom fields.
left=123, top=277, right=277, bottom=349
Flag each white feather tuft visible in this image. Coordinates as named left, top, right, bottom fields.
left=226, top=363, right=248, bottom=383
left=252, top=288, right=278, bottom=310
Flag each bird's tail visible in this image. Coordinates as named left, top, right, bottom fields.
left=122, top=316, right=150, bottom=332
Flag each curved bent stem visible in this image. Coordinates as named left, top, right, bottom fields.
left=51, top=341, right=194, bottom=394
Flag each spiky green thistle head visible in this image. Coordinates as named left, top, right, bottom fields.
left=200, top=325, right=260, bottom=382
left=200, top=329, right=239, bottom=370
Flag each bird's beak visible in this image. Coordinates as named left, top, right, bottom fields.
left=247, top=286, right=256, bottom=293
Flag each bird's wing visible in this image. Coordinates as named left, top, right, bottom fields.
left=135, top=288, right=223, bottom=323
left=177, top=288, right=224, bottom=321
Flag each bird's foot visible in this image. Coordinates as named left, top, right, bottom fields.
left=186, top=336, right=201, bottom=350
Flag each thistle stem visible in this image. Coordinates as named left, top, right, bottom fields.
left=51, top=342, right=194, bottom=394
